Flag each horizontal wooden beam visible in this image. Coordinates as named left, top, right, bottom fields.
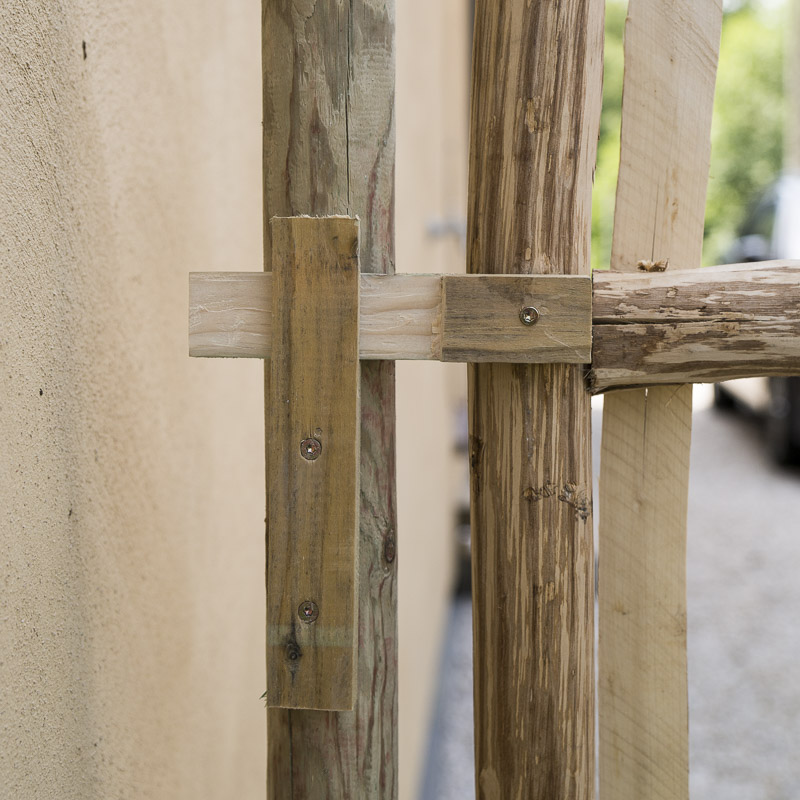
left=189, top=272, right=592, bottom=363
left=590, top=260, right=800, bottom=392
left=190, top=261, right=800, bottom=386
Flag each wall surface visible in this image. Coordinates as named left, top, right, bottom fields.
left=0, top=1, right=267, bottom=797
left=396, top=0, right=470, bottom=797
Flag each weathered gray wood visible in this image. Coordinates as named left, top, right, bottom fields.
left=190, top=272, right=591, bottom=363
left=441, top=275, right=591, bottom=363
left=267, top=217, right=360, bottom=711
left=466, top=0, right=602, bottom=797
left=262, top=0, right=397, bottom=795
left=598, top=2, right=722, bottom=799
left=591, top=261, right=800, bottom=391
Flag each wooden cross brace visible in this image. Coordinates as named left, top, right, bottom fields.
left=189, top=214, right=800, bottom=711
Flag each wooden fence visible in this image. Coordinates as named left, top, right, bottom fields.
left=188, top=0, right=800, bottom=796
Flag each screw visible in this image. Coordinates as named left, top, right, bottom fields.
left=300, top=437, right=322, bottom=460
left=519, top=306, right=540, bottom=326
left=298, top=600, right=319, bottom=623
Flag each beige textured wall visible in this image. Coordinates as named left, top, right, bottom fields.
left=396, top=1, right=470, bottom=797
left=1, top=1, right=267, bottom=797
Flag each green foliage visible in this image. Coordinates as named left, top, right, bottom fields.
left=591, top=1, right=626, bottom=271
left=591, top=0, right=786, bottom=269
left=705, top=4, right=785, bottom=263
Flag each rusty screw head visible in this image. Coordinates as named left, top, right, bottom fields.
left=300, top=437, right=322, bottom=460
left=298, top=600, right=319, bottom=623
left=519, top=306, right=540, bottom=326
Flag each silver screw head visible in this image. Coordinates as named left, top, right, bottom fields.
left=298, top=601, right=319, bottom=623
left=519, top=306, right=540, bottom=326
left=300, top=437, right=322, bottom=460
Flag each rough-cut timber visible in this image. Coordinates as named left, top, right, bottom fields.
left=466, top=0, right=603, bottom=797
left=189, top=272, right=592, bottom=363
left=440, top=275, right=591, bottom=363
left=598, top=3, right=722, bottom=800
left=262, top=0, right=397, bottom=795
left=267, top=217, right=360, bottom=711
left=591, top=261, right=800, bottom=390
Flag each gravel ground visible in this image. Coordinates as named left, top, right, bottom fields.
left=422, top=393, right=800, bottom=799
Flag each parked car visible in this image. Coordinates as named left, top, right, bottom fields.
left=714, top=173, right=800, bottom=464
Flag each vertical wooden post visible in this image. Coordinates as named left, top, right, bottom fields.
left=598, top=2, right=722, bottom=799
left=262, top=2, right=397, bottom=796
left=467, top=1, right=603, bottom=797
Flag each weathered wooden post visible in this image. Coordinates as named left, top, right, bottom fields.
left=597, top=2, right=722, bottom=799
left=261, top=2, right=397, bottom=796
left=466, top=1, right=602, bottom=796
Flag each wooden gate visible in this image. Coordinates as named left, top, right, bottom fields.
left=189, top=0, right=800, bottom=796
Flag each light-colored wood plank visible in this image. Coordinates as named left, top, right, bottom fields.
left=266, top=216, right=360, bottom=711
left=466, top=0, right=603, bottom=796
left=360, top=274, right=442, bottom=360
left=190, top=272, right=591, bottom=363
left=441, top=274, right=591, bottom=363
left=591, top=261, right=800, bottom=390
left=598, top=2, right=722, bottom=799
left=262, top=0, right=397, bottom=791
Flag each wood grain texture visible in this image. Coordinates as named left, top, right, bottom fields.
left=466, top=0, right=603, bottom=797
left=598, top=2, right=722, bottom=799
left=189, top=272, right=591, bottom=363
left=441, top=275, right=591, bottom=363
left=262, top=0, right=397, bottom=795
left=591, top=261, right=800, bottom=390
left=267, top=217, right=360, bottom=711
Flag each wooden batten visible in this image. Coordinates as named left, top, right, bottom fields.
left=190, top=272, right=592, bottom=364
left=591, top=261, right=800, bottom=392
left=266, top=216, right=361, bottom=711
left=190, top=262, right=800, bottom=389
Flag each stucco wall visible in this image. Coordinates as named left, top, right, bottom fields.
left=1, top=2, right=267, bottom=796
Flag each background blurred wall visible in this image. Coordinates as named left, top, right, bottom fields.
left=396, top=1, right=470, bottom=798
left=1, top=1, right=469, bottom=798
left=0, top=1, right=267, bottom=796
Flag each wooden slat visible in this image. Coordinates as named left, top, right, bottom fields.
left=598, top=3, right=722, bottom=800
left=262, top=0, right=397, bottom=791
left=591, top=261, right=800, bottom=391
left=267, top=216, right=360, bottom=711
left=466, top=0, right=602, bottom=797
left=441, top=274, right=591, bottom=362
left=190, top=272, right=591, bottom=363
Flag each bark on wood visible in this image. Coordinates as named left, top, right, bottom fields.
left=466, top=0, right=602, bottom=797
left=591, top=261, right=800, bottom=391
left=266, top=217, right=360, bottom=711
left=598, top=3, right=722, bottom=800
left=262, top=0, right=397, bottom=795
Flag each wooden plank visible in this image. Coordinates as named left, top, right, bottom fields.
left=262, top=0, right=397, bottom=794
left=190, top=272, right=591, bottom=363
left=591, top=261, right=800, bottom=390
left=441, top=274, right=591, bottom=363
left=266, top=216, right=360, bottom=711
left=466, top=0, right=602, bottom=797
left=598, top=2, right=722, bottom=800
